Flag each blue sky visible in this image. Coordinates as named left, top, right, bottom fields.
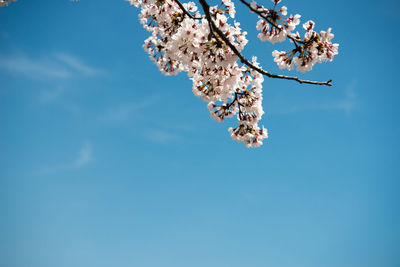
left=0, top=0, right=399, bottom=267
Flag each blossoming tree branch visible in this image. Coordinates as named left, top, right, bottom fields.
left=1, top=0, right=339, bottom=148
left=128, top=0, right=339, bottom=147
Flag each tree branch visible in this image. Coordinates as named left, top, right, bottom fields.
left=239, top=0, right=278, bottom=28
left=198, top=0, right=332, bottom=86
left=173, top=0, right=201, bottom=20
left=239, top=0, right=305, bottom=44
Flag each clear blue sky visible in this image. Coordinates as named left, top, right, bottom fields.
left=1, top=1, right=399, bottom=267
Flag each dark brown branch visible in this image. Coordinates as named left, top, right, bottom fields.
left=239, top=0, right=279, bottom=28
left=174, top=0, right=222, bottom=43
left=198, top=0, right=332, bottom=86
left=173, top=0, right=201, bottom=20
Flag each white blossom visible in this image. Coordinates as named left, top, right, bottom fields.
left=272, top=50, right=293, bottom=70
left=127, top=0, right=338, bottom=147
left=303, top=20, right=315, bottom=31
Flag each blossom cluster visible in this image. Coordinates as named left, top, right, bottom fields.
left=128, top=0, right=268, bottom=147
left=251, top=1, right=300, bottom=44
left=272, top=21, right=339, bottom=73
left=247, top=0, right=339, bottom=73
left=127, top=0, right=339, bottom=147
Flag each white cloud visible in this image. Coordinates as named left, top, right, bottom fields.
left=55, top=53, right=103, bottom=76
left=74, top=143, right=93, bottom=167
left=0, top=54, right=71, bottom=79
left=100, top=95, right=160, bottom=124
left=146, top=130, right=180, bottom=144
left=156, top=121, right=196, bottom=133
left=271, top=80, right=358, bottom=115
left=101, top=102, right=145, bottom=123
left=36, top=142, right=94, bottom=175
left=0, top=52, right=104, bottom=80
left=39, top=87, right=65, bottom=102
left=320, top=83, right=357, bottom=115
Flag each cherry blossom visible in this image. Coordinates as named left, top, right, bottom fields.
left=124, top=0, right=339, bottom=147
left=269, top=20, right=339, bottom=73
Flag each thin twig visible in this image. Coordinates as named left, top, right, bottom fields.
left=239, top=0, right=278, bottom=28
left=173, top=0, right=201, bottom=19
left=239, top=0, right=305, bottom=44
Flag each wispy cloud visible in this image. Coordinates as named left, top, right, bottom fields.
left=318, top=83, right=356, bottom=115
left=36, top=142, right=94, bottom=175
left=101, top=102, right=147, bottom=123
left=0, top=52, right=104, bottom=80
left=271, top=80, right=358, bottom=115
left=38, top=87, right=83, bottom=116
left=0, top=54, right=71, bottom=79
left=74, top=143, right=94, bottom=167
left=55, top=53, right=103, bottom=76
left=39, top=86, right=65, bottom=103
left=156, top=121, right=196, bottom=133
left=145, top=130, right=180, bottom=144
left=100, top=95, right=161, bottom=124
